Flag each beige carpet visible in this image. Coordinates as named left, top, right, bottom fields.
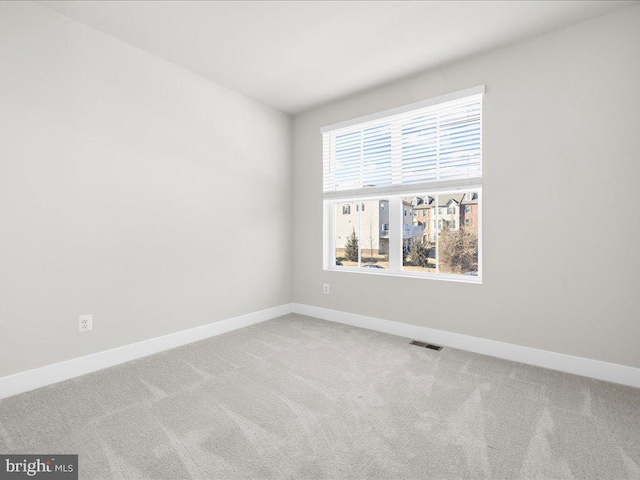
left=1, top=313, right=639, bottom=479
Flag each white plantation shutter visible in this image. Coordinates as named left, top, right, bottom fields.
left=322, top=86, right=483, bottom=197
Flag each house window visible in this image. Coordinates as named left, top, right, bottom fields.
left=323, top=86, right=483, bottom=282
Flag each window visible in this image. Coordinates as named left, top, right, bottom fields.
left=323, top=86, right=483, bottom=282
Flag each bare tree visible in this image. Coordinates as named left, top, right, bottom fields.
left=438, top=225, right=478, bottom=274
left=367, top=218, right=375, bottom=263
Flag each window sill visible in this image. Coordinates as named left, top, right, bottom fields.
left=324, top=266, right=482, bottom=284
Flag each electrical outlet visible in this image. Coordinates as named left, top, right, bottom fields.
left=79, top=314, right=93, bottom=333
left=323, top=283, right=330, bottom=294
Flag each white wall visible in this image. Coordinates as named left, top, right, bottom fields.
left=293, top=6, right=640, bottom=368
left=0, top=2, right=292, bottom=377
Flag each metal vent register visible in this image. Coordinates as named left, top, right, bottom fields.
left=410, top=340, right=443, bottom=351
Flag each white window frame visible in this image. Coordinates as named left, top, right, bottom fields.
left=322, top=86, right=484, bottom=284
left=324, top=186, right=482, bottom=283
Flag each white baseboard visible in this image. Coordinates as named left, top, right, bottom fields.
left=2, top=302, right=638, bottom=399
left=292, top=303, right=640, bottom=389
left=0, top=303, right=294, bottom=400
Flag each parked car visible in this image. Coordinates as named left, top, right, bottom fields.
left=336, top=260, right=343, bottom=266
left=362, top=264, right=384, bottom=269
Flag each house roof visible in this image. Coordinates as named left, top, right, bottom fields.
left=410, top=193, right=478, bottom=210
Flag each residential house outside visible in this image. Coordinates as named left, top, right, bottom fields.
left=334, top=192, right=477, bottom=268
left=335, top=199, right=420, bottom=266
left=410, top=192, right=479, bottom=243
left=335, top=200, right=389, bottom=257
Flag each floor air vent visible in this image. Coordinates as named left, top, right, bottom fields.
left=410, top=340, right=443, bottom=351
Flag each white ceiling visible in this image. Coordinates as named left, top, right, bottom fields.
left=40, top=1, right=636, bottom=114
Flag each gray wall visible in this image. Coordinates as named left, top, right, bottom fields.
left=0, top=2, right=292, bottom=377
left=293, top=6, right=640, bottom=368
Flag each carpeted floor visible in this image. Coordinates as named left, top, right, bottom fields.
left=1, top=314, right=639, bottom=479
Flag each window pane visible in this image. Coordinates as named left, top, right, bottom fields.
left=362, top=125, right=392, bottom=187
left=334, top=132, right=362, bottom=191
left=359, top=199, right=389, bottom=270
left=335, top=201, right=359, bottom=267
left=437, top=191, right=479, bottom=276
left=401, top=113, right=438, bottom=184
left=334, top=199, right=389, bottom=269
left=333, top=125, right=392, bottom=191
left=401, top=195, right=435, bottom=273
left=438, top=103, right=482, bottom=180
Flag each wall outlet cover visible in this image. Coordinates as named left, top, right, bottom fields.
left=79, top=314, right=93, bottom=333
